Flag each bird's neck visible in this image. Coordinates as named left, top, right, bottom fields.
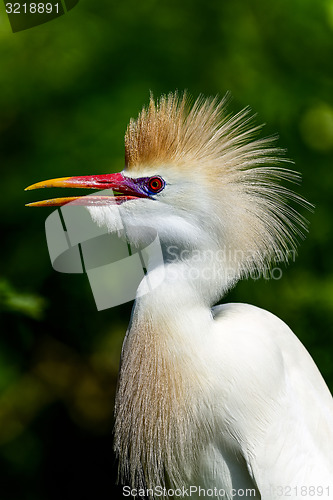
left=115, top=292, right=213, bottom=491
left=154, top=242, right=241, bottom=307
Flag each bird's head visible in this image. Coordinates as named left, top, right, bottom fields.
left=26, top=92, right=308, bottom=289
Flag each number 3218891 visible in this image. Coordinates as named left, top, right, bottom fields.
left=5, top=3, right=60, bottom=14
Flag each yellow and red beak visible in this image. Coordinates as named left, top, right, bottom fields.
left=25, top=172, right=149, bottom=207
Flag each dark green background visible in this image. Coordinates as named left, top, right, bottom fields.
left=1, top=0, right=333, bottom=498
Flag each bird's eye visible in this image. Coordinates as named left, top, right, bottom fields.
left=147, top=176, right=165, bottom=194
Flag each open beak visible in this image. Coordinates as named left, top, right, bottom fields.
left=25, top=172, right=147, bottom=207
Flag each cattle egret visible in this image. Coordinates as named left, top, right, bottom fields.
left=26, top=93, right=333, bottom=499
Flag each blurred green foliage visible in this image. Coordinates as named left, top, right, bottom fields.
left=1, top=0, right=333, bottom=498
left=0, top=278, right=46, bottom=319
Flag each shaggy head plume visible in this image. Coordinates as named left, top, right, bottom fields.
left=124, top=92, right=310, bottom=279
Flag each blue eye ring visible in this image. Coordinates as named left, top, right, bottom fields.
left=147, top=176, right=165, bottom=194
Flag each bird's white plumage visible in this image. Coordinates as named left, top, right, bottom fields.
left=113, top=262, right=333, bottom=499
left=88, top=93, right=333, bottom=499
left=211, top=304, right=333, bottom=495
